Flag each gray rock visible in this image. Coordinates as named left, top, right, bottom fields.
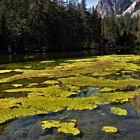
left=96, top=0, right=133, bottom=17
left=123, top=0, right=140, bottom=17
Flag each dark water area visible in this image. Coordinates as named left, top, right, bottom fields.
left=1, top=48, right=140, bottom=65
left=69, top=86, right=100, bottom=98
left=0, top=91, right=28, bottom=99
left=0, top=48, right=139, bottom=64
left=0, top=50, right=100, bottom=64
left=0, top=95, right=140, bottom=140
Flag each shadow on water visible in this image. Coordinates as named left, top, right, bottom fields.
left=1, top=98, right=140, bottom=140
left=103, top=69, right=140, bottom=80
left=0, top=50, right=99, bottom=64
left=0, top=92, right=28, bottom=99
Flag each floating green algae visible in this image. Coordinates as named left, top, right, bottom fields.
left=12, top=84, right=23, bottom=88
left=43, top=80, right=59, bottom=85
left=24, top=66, right=32, bottom=69
left=0, top=89, right=139, bottom=124
left=0, top=70, right=12, bottom=74
left=0, top=55, right=139, bottom=124
left=58, top=76, right=140, bottom=88
left=4, top=86, right=76, bottom=98
left=27, top=83, right=39, bottom=87
left=13, top=69, right=25, bottom=72
left=101, top=87, right=114, bottom=92
left=111, top=107, right=128, bottom=116
left=102, top=126, right=118, bottom=133
left=40, top=60, right=55, bottom=64
left=0, top=71, right=22, bottom=80
left=42, top=120, right=80, bottom=135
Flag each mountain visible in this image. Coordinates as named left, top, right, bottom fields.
left=123, top=0, right=140, bottom=17
left=96, top=0, right=134, bottom=17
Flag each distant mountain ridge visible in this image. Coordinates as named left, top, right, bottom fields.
left=96, top=0, right=140, bottom=17
left=123, top=0, right=140, bottom=17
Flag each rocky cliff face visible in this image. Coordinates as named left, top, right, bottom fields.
left=96, top=0, right=134, bottom=17
left=123, top=0, right=140, bottom=17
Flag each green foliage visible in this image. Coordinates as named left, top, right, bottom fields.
left=101, top=16, right=139, bottom=54
left=2, top=0, right=139, bottom=53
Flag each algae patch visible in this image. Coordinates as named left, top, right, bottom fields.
left=40, top=60, right=55, bottom=64
left=0, top=70, right=12, bottom=74
left=111, top=107, right=128, bottom=116
left=101, top=87, right=114, bottom=92
left=12, top=84, right=23, bottom=88
left=43, top=80, right=59, bottom=85
left=0, top=55, right=140, bottom=124
left=24, top=66, right=32, bottom=69
left=102, top=126, right=118, bottom=133
left=42, top=120, right=80, bottom=135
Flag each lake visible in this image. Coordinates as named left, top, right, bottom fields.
left=0, top=55, right=140, bottom=140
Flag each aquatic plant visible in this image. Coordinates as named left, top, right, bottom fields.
left=4, top=86, right=76, bottom=98
left=40, top=60, right=55, bottom=64
left=0, top=70, right=12, bottom=74
left=27, top=83, right=39, bottom=87
left=43, top=80, right=59, bottom=85
left=13, top=69, right=25, bottom=72
left=102, top=126, right=118, bottom=133
left=12, top=84, right=23, bottom=88
left=111, top=107, right=128, bottom=116
left=101, top=87, right=114, bottom=92
left=42, top=120, right=80, bottom=135
left=0, top=55, right=139, bottom=124
left=24, top=66, right=32, bottom=69
left=59, top=76, right=140, bottom=88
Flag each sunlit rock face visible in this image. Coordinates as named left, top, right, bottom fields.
left=96, top=0, right=132, bottom=17
left=123, top=0, right=140, bottom=17
left=131, top=94, right=140, bottom=117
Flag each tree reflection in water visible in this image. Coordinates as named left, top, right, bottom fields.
left=131, top=94, right=140, bottom=117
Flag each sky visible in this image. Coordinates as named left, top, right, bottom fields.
left=86, top=0, right=99, bottom=8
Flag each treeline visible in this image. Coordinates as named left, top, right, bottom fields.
left=102, top=16, right=140, bottom=54
left=0, top=0, right=139, bottom=54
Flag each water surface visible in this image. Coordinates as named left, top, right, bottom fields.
left=0, top=95, right=140, bottom=140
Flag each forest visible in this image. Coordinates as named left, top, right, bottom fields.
left=0, top=0, right=140, bottom=54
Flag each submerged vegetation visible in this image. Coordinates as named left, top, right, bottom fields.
left=0, top=55, right=140, bottom=136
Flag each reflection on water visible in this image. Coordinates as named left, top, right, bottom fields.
left=0, top=50, right=99, bottom=64
left=0, top=103, right=140, bottom=140
left=131, top=94, right=140, bottom=117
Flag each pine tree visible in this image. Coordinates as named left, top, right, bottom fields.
left=81, top=0, right=86, bottom=11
